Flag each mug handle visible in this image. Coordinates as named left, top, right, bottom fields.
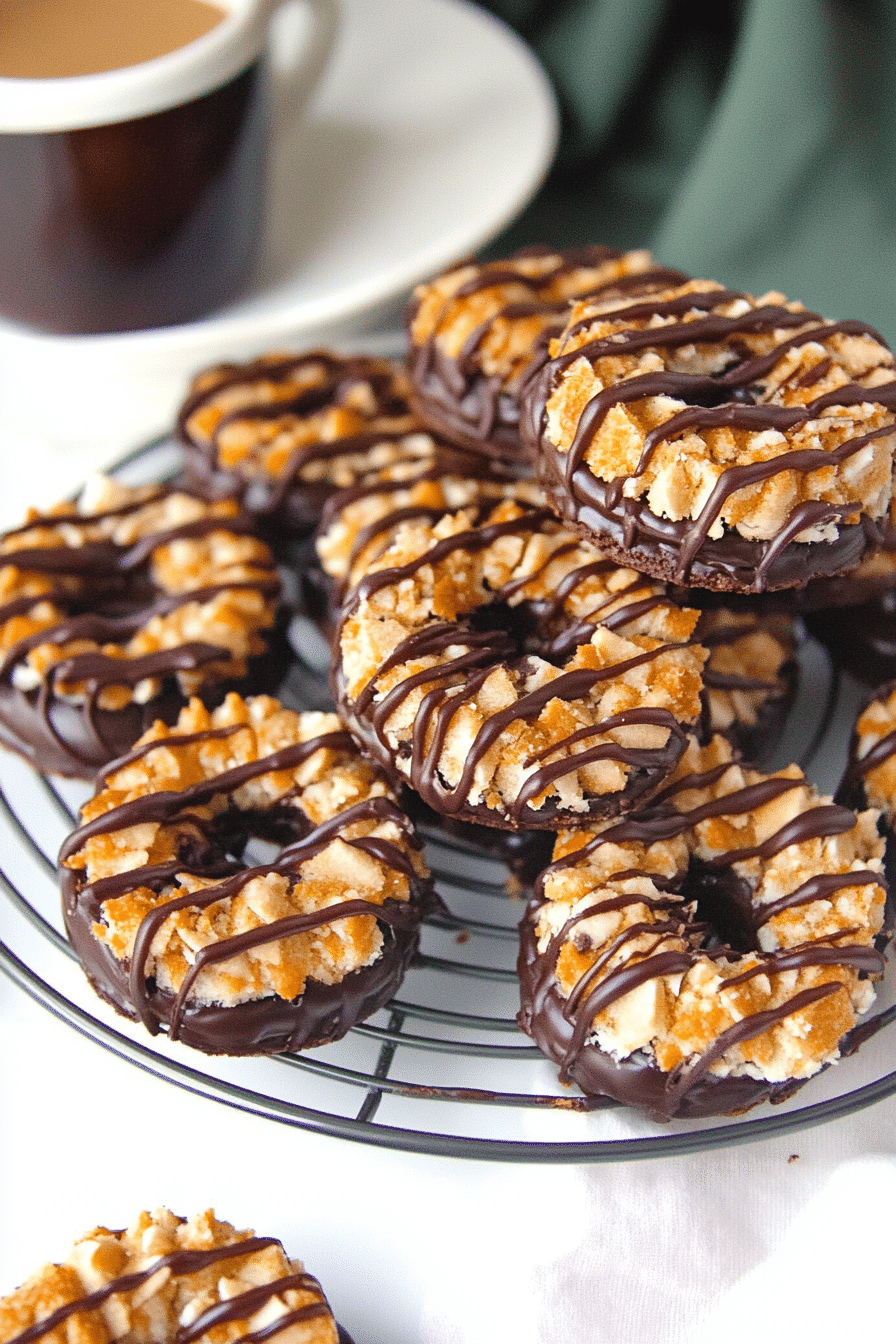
left=267, top=0, right=340, bottom=133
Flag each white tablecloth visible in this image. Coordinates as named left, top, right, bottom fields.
left=2, top=981, right=893, bottom=1344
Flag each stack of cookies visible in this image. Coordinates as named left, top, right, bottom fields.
left=2, top=243, right=893, bottom=1119
left=318, top=245, right=894, bottom=1117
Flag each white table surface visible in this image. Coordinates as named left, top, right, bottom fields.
left=2, top=975, right=894, bottom=1344
left=1, top=325, right=895, bottom=1344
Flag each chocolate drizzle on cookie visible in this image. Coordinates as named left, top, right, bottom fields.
left=0, top=484, right=283, bottom=777
left=407, top=245, right=687, bottom=462
left=315, top=440, right=517, bottom=618
left=1, top=1210, right=348, bottom=1344
left=335, top=500, right=708, bottom=828
left=179, top=350, right=419, bottom=535
left=836, top=681, right=896, bottom=896
left=690, top=607, right=796, bottom=763
left=518, top=740, right=889, bottom=1118
left=524, top=282, right=896, bottom=591
left=7, top=1239, right=331, bottom=1344
left=61, top=701, right=432, bottom=1055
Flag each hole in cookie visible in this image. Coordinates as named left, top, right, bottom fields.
left=468, top=600, right=572, bottom=667
left=209, top=807, right=315, bottom=867
left=683, top=378, right=761, bottom=410
left=468, top=599, right=531, bottom=643
left=683, top=858, right=757, bottom=953
left=176, top=831, right=223, bottom=870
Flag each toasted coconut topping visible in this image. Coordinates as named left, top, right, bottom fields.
left=407, top=245, right=677, bottom=460
left=524, top=278, right=896, bottom=588
left=0, top=1208, right=337, bottom=1344
left=850, top=683, right=896, bottom=824
left=0, top=476, right=279, bottom=712
left=180, top=350, right=418, bottom=484
left=335, top=491, right=708, bottom=826
left=62, top=695, right=429, bottom=1016
left=529, top=735, right=887, bottom=1091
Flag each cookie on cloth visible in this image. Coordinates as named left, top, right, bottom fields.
left=0, top=1207, right=347, bottom=1344
left=518, top=734, right=889, bottom=1119
left=522, top=277, right=896, bottom=592
left=60, top=694, right=432, bottom=1055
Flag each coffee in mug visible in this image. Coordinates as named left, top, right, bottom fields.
left=0, top=0, right=337, bottom=335
left=0, top=0, right=227, bottom=79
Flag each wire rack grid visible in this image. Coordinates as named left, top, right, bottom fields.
left=1, top=437, right=895, bottom=1163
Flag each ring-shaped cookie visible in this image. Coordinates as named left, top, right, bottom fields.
left=0, top=477, right=283, bottom=778
left=0, top=1208, right=346, bottom=1344
left=333, top=494, right=709, bottom=829
left=320, top=457, right=797, bottom=773
left=60, top=694, right=432, bottom=1055
left=406, top=244, right=684, bottom=464
left=519, top=735, right=889, bottom=1118
left=523, top=278, right=896, bottom=591
left=179, top=350, right=421, bottom=537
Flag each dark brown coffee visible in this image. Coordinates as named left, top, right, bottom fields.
left=0, top=0, right=226, bottom=79
left=0, top=59, right=267, bottom=333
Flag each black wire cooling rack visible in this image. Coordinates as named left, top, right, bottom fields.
left=1, top=437, right=895, bottom=1162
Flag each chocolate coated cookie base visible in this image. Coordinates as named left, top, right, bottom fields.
left=407, top=374, right=536, bottom=465
left=540, top=465, right=878, bottom=594
left=0, top=678, right=186, bottom=779
left=0, top=630, right=292, bottom=780
left=517, top=906, right=807, bottom=1120
left=403, top=791, right=555, bottom=886
left=62, top=866, right=421, bottom=1056
left=180, top=454, right=340, bottom=546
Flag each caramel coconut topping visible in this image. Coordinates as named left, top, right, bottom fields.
left=407, top=244, right=685, bottom=461
left=692, top=606, right=796, bottom=760
left=839, top=682, right=896, bottom=826
left=334, top=493, right=709, bottom=827
left=60, top=695, right=430, bottom=1053
left=179, top=350, right=423, bottom=532
left=523, top=278, right=896, bottom=590
left=0, top=476, right=281, bottom=775
left=321, top=458, right=795, bottom=768
left=519, top=734, right=889, bottom=1117
left=0, top=1208, right=338, bottom=1344
left=316, top=441, right=541, bottom=594
left=0, top=477, right=278, bottom=708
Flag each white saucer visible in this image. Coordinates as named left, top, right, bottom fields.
left=0, top=0, right=557, bottom=523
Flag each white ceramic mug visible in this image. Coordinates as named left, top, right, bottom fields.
left=0, top=0, right=338, bottom=334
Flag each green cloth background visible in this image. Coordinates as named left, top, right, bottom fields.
left=482, top=0, right=896, bottom=344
